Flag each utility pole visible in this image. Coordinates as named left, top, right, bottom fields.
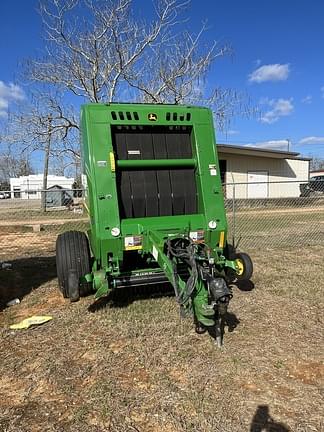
left=286, top=138, right=290, bottom=152
left=41, top=115, right=52, bottom=212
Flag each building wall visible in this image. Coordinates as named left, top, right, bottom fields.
left=10, top=174, right=74, bottom=199
left=219, top=152, right=309, bottom=198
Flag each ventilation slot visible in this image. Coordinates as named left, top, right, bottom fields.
left=111, top=111, right=140, bottom=121
left=113, top=110, right=189, bottom=122
left=166, top=112, right=191, bottom=121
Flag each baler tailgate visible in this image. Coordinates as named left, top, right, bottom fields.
left=113, top=125, right=197, bottom=218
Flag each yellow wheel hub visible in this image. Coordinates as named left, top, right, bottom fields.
left=235, top=258, right=244, bottom=276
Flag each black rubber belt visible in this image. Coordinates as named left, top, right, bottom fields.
left=112, top=127, right=197, bottom=218
left=165, top=131, right=186, bottom=215
left=152, top=131, right=173, bottom=216
left=179, top=131, right=197, bottom=214
left=126, top=131, right=146, bottom=217
left=115, top=131, right=132, bottom=218
left=140, top=130, right=159, bottom=217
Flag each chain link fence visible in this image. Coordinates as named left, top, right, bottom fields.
left=225, top=180, right=324, bottom=250
left=0, top=179, right=323, bottom=261
left=0, top=188, right=88, bottom=261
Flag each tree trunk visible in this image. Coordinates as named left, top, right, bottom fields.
left=41, top=116, right=52, bottom=212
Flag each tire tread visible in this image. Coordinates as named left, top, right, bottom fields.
left=56, top=231, right=91, bottom=298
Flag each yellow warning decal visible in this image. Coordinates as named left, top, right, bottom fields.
left=219, top=231, right=225, bottom=248
left=109, top=152, right=116, bottom=172
left=125, top=236, right=143, bottom=251
left=125, top=245, right=143, bottom=251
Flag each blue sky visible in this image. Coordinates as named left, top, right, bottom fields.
left=0, top=0, right=323, bottom=165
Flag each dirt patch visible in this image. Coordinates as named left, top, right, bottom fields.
left=287, top=360, right=324, bottom=385
left=0, top=217, right=87, bottom=227
left=168, top=367, right=190, bottom=386
left=0, top=376, right=28, bottom=407
left=7, top=289, right=66, bottom=322
left=0, top=232, right=55, bottom=260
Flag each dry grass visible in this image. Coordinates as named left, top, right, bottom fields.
left=0, top=235, right=323, bottom=432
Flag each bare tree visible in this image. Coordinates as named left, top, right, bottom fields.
left=5, top=0, right=252, bottom=189
left=7, top=92, right=78, bottom=152
left=310, top=156, right=324, bottom=171
left=6, top=90, right=79, bottom=209
left=25, top=0, right=246, bottom=128
left=0, top=144, right=34, bottom=189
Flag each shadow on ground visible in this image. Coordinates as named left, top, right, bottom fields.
left=88, top=282, right=175, bottom=312
left=88, top=278, right=254, bottom=315
left=205, top=311, right=240, bottom=343
left=0, top=256, right=57, bottom=310
left=250, top=405, right=290, bottom=432
left=235, top=279, right=255, bottom=292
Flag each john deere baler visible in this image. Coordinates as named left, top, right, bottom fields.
left=56, top=103, right=253, bottom=345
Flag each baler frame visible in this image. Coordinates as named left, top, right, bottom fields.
left=56, top=103, right=253, bottom=345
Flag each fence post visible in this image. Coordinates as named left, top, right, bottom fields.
left=230, top=174, right=236, bottom=247
left=232, top=182, right=236, bottom=246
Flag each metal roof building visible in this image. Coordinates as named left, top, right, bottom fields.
left=217, top=144, right=310, bottom=198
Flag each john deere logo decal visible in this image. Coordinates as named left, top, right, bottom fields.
left=148, top=113, right=157, bottom=121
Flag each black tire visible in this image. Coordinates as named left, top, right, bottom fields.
left=234, top=252, right=253, bottom=281
left=56, top=231, right=92, bottom=299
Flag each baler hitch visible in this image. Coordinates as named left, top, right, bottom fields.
left=148, top=233, right=233, bottom=345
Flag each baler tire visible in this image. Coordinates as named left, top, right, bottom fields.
left=56, top=231, right=92, bottom=299
left=234, top=252, right=253, bottom=281
left=67, top=268, right=80, bottom=302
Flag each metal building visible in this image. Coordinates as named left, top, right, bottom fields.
left=45, top=185, right=73, bottom=207
left=10, top=174, right=74, bottom=199
left=217, top=145, right=310, bottom=199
